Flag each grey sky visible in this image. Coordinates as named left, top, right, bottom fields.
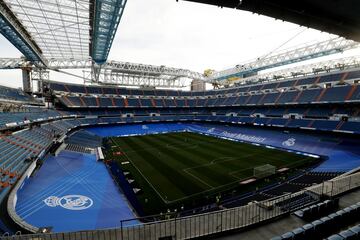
left=0, top=0, right=353, bottom=88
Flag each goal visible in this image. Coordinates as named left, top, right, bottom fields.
left=253, top=164, right=276, bottom=178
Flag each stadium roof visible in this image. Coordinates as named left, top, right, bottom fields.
left=0, top=0, right=127, bottom=65
left=183, top=0, right=360, bottom=42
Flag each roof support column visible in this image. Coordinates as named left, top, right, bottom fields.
left=22, top=68, right=31, bottom=93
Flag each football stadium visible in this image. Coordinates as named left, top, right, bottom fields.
left=0, top=0, right=360, bottom=239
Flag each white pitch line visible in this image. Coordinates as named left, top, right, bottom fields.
left=183, top=154, right=254, bottom=172
left=183, top=169, right=214, bottom=188
left=111, top=138, right=171, bottom=204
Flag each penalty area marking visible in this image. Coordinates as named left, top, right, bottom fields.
left=113, top=139, right=198, bottom=154
left=182, top=169, right=214, bottom=188
left=181, top=154, right=254, bottom=187
left=166, top=143, right=198, bottom=150
left=183, top=154, right=254, bottom=172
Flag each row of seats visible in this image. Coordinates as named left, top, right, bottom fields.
left=0, top=118, right=83, bottom=203
left=79, top=114, right=357, bottom=135
left=193, top=115, right=360, bottom=134
left=294, top=198, right=340, bottom=221
left=272, top=202, right=360, bottom=240
left=291, top=172, right=343, bottom=186
left=0, top=117, right=123, bottom=203
left=222, top=172, right=342, bottom=209
left=0, top=108, right=63, bottom=129
left=0, top=85, right=33, bottom=102
left=65, top=130, right=103, bottom=148
left=59, top=105, right=360, bottom=119
left=65, top=144, right=92, bottom=154
left=2, top=108, right=360, bottom=135
left=327, top=224, right=360, bottom=240
left=0, top=126, right=56, bottom=178
left=47, top=69, right=360, bottom=97
left=58, top=84, right=360, bottom=108
left=276, top=192, right=317, bottom=212
left=263, top=183, right=305, bottom=197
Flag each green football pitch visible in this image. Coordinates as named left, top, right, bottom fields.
left=107, top=132, right=315, bottom=213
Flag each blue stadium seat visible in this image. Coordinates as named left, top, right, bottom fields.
left=345, top=70, right=360, bottom=80
left=297, top=88, right=322, bottom=103
left=287, top=119, right=312, bottom=128
left=234, top=95, right=250, bottom=105
left=260, top=92, right=279, bottom=104
left=327, top=234, right=345, bottom=240
left=0, top=85, right=33, bottom=102
left=318, top=73, right=343, bottom=83
left=102, top=87, right=117, bottom=95
left=140, top=98, right=152, bottom=107
left=127, top=98, right=140, bottom=107
left=247, top=94, right=263, bottom=105
left=312, top=120, right=339, bottom=131
left=86, top=86, right=102, bottom=94
left=321, top=86, right=352, bottom=102
left=83, top=97, right=97, bottom=107
left=155, top=99, right=164, bottom=107
left=295, top=77, right=317, bottom=86
left=99, top=97, right=113, bottom=107
left=114, top=98, right=125, bottom=107
left=281, top=231, right=295, bottom=240
left=277, top=91, right=298, bottom=104
left=339, top=230, right=357, bottom=240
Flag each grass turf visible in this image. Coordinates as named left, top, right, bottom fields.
left=106, top=132, right=316, bottom=214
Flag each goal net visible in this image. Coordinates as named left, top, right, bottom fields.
left=253, top=164, right=276, bottom=178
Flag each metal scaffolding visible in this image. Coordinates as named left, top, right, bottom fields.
left=208, top=38, right=359, bottom=82
left=83, top=69, right=188, bottom=88
left=0, top=57, right=205, bottom=87
left=233, top=56, right=360, bottom=86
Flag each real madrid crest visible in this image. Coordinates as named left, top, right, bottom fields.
left=282, top=138, right=296, bottom=147
left=44, top=195, right=93, bottom=211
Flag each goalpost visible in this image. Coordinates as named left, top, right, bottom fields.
left=253, top=164, right=276, bottom=179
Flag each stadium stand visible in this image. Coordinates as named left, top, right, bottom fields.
left=54, top=82, right=360, bottom=108
left=65, top=129, right=103, bottom=149
left=45, top=69, right=360, bottom=98
left=272, top=202, right=360, bottom=240
left=42, top=69, right=360, bottom=137
left=221, top=171, right=343, bottom=209
left=64, top=144, right=92, bottom=154
left=327, top=225, right=360, bottom=240
left=44, top=86, right=360, bottom=134
left=294, top=199, right=340, bottom=221
left=0, top=85, right=34, bottom=103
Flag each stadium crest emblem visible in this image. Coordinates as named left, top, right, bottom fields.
left=207, top=128, right=215, bottom=133
left=44, top=195, right=93, bottom=211
left=282, top=138, right=296, bottom=147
